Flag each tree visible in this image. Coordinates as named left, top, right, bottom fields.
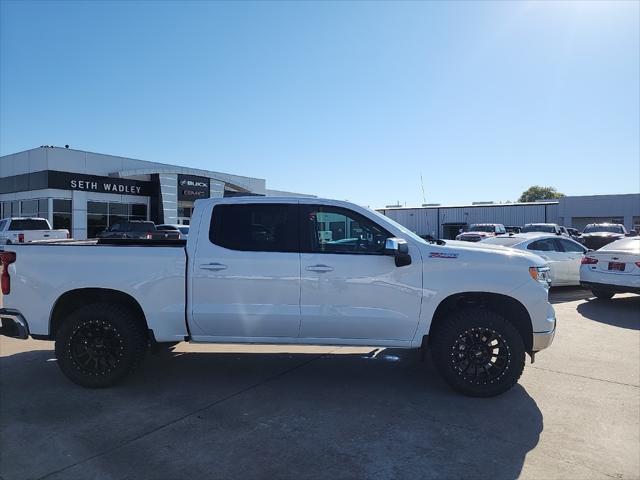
left=518, top=186, right=565, bottom=203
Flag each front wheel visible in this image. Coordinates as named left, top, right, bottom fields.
left=431, top=308, right=525, bottom=397
left=592, top=289, right=614, bottom=300
left=55, top=303, right=148, bottom=388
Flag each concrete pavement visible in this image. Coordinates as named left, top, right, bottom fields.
left=0, top=288, right=638, bottom=479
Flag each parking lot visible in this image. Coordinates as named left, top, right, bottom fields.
left=0, top=288, right=638, bottom=480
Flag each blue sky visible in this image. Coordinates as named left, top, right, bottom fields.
left=1, top=1, right=638, bottom=207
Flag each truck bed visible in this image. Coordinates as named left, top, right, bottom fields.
left=1, top=243, right=188, bottom=341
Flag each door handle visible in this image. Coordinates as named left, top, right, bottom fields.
left=200, top=262, right=228, bottom=271
left=306, top=264, right=334, bottom=273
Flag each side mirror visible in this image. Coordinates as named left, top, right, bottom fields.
left=384, top=237, right=411, bottom=267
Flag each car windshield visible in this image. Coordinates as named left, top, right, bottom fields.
left=8, top=219, right=50, bottom=230
left=521, top=224, right=555, bottom=233
left=583, top=225, right=623, bottom=234
left=468, top=225, right=495, bottom=233
left=480, top=236, right=523, bottom=247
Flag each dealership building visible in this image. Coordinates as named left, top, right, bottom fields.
left=378, top=194, right=640, bottom=239
left=0, top=146, right=309, bottom=239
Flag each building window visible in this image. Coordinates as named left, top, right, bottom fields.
left=38, top=199, right=49, bottom=219
left=53, top=199, right=72, bottom=231
left=20, top=200, right=38, bottom=217
left=87, top=201, right=148, bottom=238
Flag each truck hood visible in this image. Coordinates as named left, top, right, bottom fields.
left=427, top=240, right=546, bottom=267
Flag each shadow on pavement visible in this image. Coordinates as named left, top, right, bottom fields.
left=549, top=286, right=591, bottom=304
left=1, top=346, right=543, bottom=480
left=576, top=295, right=640, bottom=330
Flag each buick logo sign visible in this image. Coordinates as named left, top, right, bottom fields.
left=177, top=175, right=210, bottom=201
left=180, top=179, right=208, bottom=188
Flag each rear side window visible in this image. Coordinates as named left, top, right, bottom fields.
left=210, top=204, right=298, bottom=252
left=558, top=239, right=586, bottom=253
left=8, top=219, right=50, bottom=230
left=527, top=238, right=561, bottom=252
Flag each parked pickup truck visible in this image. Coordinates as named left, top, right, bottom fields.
left=0, top=197, right=556, bottom=397
left=0, top=217, right=70, bottom=245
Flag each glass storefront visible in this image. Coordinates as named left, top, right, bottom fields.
left=1, top=198, right=55, bottom=224
left=87, top=201, right=148, bottom=238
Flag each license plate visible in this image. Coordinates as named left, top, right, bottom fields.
left=608, top=262, right=625, bottom=271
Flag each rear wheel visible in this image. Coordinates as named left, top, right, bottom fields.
left=592, top=289, right=614, bottom=300
left=55, top=303, right=148, bottom=388
left=431, top=308, right=525, bottom=397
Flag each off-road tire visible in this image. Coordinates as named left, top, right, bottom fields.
left=431, top=308, right=525, bottom=397
left=55, top=303, right=148, bottom=388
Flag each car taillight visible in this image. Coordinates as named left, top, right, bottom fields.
left=636, top=261, right=640, bottom=268
left=66, top=232, right=71, bottom=239
left=0, top=251, right=17, bottom=294
left=581, top=257, right=598, bottom=265
left=18, top=233, right=25, bottom=243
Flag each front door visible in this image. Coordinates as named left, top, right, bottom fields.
left=189, top=202, right=301, bottom=339
left=299, top=205, right=423, bottom=342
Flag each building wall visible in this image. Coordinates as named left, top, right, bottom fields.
left=558, top=194, right=640, bottom=231
left=380, top=203, right=559, bottom=238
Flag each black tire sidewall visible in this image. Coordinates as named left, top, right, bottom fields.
left=431, top=308, right=526, bottom=397
left=592, top=289, right=614, bottom=300
left=55, top=303, right=147, bottom=388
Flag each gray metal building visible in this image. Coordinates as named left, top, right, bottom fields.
left=378, top=194, right=640, bottom=239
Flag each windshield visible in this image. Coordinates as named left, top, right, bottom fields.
left=130, top=222, right=156, bottom=232
left=522, top=224, right=555, bottom=233
left=8, top=219, right=50, bottom=230
left=369, top=209, right=428, bottom=245
left=583, top=225, right=623, bottom=234
left=468, top=225, right=495, bottom=233
left=480, top=236, right=524, bottom=247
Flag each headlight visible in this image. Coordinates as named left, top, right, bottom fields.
left=529, top=266, right=551, bottom=287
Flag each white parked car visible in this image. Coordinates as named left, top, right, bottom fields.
left=580, top=237, right=640, bottom=299
left=0, top=217, right=70, bottom=244
left=481, top=233, right=588, bottom=286
left=0, top=197, right=555, bottom=397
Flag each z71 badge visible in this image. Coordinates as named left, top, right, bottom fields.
left=429, top=252, right=459, bottom=259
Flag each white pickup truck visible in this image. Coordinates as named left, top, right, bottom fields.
left=0, top=217, right=70, bottom=244
left=0, top=197, right=555, bottom=397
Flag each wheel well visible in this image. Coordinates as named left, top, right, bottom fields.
left=49, top=288, right=149, bottom=340
left=428, top=292, right=533, bottom=352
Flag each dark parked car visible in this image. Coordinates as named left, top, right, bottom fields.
left=579, top=223, right=628, bottom=250
left=505, top=226, right=522, bottom=234
left=97, top=221, right=180, bottom=240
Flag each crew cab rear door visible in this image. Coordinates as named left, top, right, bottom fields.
left=188, top=201, right=301, bottom=339
left=298, top=204, right=422, bottom=342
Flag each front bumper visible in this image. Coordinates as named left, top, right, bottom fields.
left=0, top=309, right=29, bottom=339
left=532, top=305, right=556, bottom=352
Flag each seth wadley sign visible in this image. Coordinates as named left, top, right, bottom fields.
left=70, top=179, right=144, bottom=195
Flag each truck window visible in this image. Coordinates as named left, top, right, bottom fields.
left=209, top=204, right=298, bottom=252
left=301, top=205, right=391, bottom=254
left=7, top=219, right=50, bottom=230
